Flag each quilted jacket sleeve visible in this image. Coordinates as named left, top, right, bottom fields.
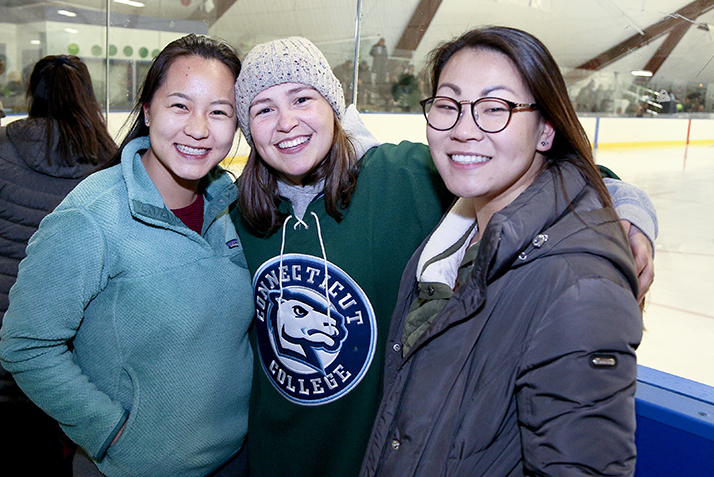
left=515, top=276, right=642, bottom=477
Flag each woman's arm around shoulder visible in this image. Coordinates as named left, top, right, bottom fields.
left=604, top=178, right=658, bottom=246
left=604, top=178, right=658, bottom=301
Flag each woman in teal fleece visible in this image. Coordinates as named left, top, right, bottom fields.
left=0, top=34, right=253, bottom=477
left=232, top=37, right=657, bottom=477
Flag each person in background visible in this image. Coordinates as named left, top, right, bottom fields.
left=0, top=57, right=5, bottom=123
left=1, top=71, right=26, bottom=113
left=232, top=36, right=656, bottom=477
left=0, top=54, right=116, bottom=476
left=360, top=26, right=642, bottom=476
left=0, top=34, right=253, bottom=477
left=370, top=38, right=390, bottom=106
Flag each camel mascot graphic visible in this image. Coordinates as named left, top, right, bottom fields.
left=265, top=287, right=348, bottom=373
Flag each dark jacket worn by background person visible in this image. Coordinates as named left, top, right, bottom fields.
left=360, top=163, right=642, bottom=477
left=1, top=117, right=103, bottom=400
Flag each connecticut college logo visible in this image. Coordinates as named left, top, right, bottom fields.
left=253, top=254, right=377, bottom=405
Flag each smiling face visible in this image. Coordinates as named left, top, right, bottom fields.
left=248, top=82, right=335, bottom=186
left=427, top=47, right=554, bottom=220
left=141, top=55, right=237, bottom=207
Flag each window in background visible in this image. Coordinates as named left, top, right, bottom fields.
left=0, top=0, right=712, bottom=387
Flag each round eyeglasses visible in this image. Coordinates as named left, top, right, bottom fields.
left=420, top=96, right=539, bottom=133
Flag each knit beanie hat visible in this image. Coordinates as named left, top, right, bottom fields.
left=235, top=36, right=345, bottom=146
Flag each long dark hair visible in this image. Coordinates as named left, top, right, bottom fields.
left=105, top=33, right=242, bottom=168
left=238, top=114, right=358, bottom=235
left=27, top=55, right=117, bottom=167
left=426, top=26, right=612, bottom=208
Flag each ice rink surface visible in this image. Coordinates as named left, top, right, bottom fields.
left=596, top=145, right=714, bottom=387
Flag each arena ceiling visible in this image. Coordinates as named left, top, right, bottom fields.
left=3, top=0, right=713, bottom=86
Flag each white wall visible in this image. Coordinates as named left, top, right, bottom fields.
left=360, top=112, right=428, bottom=145
left=580, top=117, right=714, bottom=149
left=4, top=112, right=713, bottom=154
left=362, top=114, right=714, bottom=149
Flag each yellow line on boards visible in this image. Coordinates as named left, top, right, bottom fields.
left=597, top=139, right=714, bottom=150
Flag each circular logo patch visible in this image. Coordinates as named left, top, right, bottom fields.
left=253, top=254, right=377, bottom=405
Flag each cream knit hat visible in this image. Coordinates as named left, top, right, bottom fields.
left=235, top=37, right=345, bottom=146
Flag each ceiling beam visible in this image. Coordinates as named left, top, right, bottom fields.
left=214, top=0, right=237, bottom=21
left=574, top=0, right=714, bottom=72
left=190, top=0, right=237, bottom=25
left=393, top=0, right=443, bottom=58
left=642, top=20, right=693, bottom=77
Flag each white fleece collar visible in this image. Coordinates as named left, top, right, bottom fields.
left=417, top=198, right=478, bottom=288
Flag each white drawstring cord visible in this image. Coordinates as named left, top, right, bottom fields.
left=277, top=212, right=332, bottom=321
left=278, top=214, right=311, bottom=301
left=310, top=212, right=331, bottom=322
left=292, top=216, right=309, bottom=229
left=278, top=215, right=293, bottom=302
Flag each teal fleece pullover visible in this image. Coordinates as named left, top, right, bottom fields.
left=0, top=137, right=254, bottom=477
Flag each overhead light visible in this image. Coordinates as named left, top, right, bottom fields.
left=114, top=0, right=145, bottom=7
left=65, top=28, right=79, bottom=34
left=30, top=40, right=41, bottom=45
left=58, top=10, right=77, bottom=17
left=631, top=70, right=653, bottom=77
